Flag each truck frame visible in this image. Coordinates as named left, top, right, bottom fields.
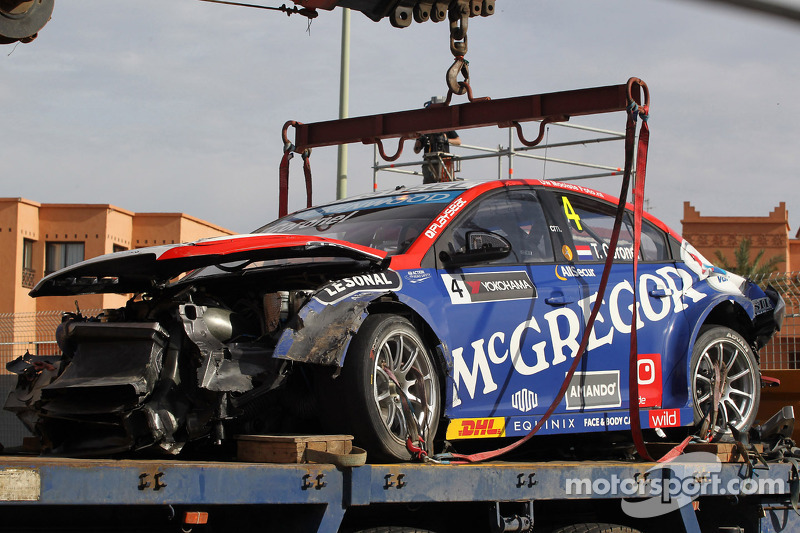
left=1, top=450, right=798, bottom=532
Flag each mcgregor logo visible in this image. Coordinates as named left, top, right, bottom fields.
left=446, top=417, right=506, bottom=440
left=450, top=266, right=708, bottom=408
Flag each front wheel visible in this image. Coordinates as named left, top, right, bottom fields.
left=331, top=314, right=441, bottom=462
left=690, top=326, right=760, bottom=441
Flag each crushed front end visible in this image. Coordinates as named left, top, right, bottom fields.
left=5, top=235, right=388, bottom=456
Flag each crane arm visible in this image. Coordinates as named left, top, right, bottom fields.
left=1, top=0, right=495, bottom=44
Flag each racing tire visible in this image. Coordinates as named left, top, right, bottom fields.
left=690, top=326, right=760, bottom=441
left=550, top=524, right=642, bottom=533
left=333, top=314, right=441, bottom=462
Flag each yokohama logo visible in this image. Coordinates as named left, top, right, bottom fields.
left=511, top=389, right=539, bottom=413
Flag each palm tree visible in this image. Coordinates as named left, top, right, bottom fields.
left=713, top=238, right=784, bottom=277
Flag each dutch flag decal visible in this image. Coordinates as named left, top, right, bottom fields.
left=575, top=245, right=593, bottom=259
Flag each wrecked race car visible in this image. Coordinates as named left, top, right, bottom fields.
left=7, top=180, right=784, bottom=460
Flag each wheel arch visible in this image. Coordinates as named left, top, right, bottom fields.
left=363, top=298, right=450, bottom=379
left=276, top=290, right=449, bottom=377
left=680, top=295, right=763, bottom=414
left=685, top=295, right=761, bottom=364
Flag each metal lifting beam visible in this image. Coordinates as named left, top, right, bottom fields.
left=284, top=83, right=635, bottom=154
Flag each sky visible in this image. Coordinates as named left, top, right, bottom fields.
left=3, top=0, right=799, bottom=235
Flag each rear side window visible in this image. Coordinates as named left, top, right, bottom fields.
left=639, top=221, right=670, bottom=261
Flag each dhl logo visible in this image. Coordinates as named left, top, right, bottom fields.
left=446, top=417, right=506, bottom=440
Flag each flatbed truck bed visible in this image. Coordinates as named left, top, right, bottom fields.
left=0, top=453, right=798, bottom=533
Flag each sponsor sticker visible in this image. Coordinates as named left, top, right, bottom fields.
left=555, top=265, right=597, bottom=280
left=753, top=297, right=773, bottom=315
left=561, top=245, right=573, bottom=261
left=511, top=388, right=539, bottom=413
left=315, top=270, right=402, bottom=305
left=446, top=417, right=505, bottom=439
left=648, top=408, right=680, bottom=428
left=565, top=371, right=622, bottom=410
left=506, top=415, right=577, bottom=435
left=405, top=269, right=432, bottom=284
left=424, top=197, right=467, bottom=239
left=637, top=354, right=662, bottom=408
left=441, top=271, right=537, bottom=305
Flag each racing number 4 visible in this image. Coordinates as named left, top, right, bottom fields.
left=562, top=197, right=583, bottom=231
left=443, top=274, right=471, bottom=304
left=451, top=279, right=465, bottom=298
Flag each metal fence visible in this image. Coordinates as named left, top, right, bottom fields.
left=751, top=272, right=800, bottom=370
left=0, top=310, right=100, bottom=447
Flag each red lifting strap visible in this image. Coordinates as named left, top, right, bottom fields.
left=279, top=121, right=313, bottom=218
left=278, top=150, right=293, bottom=218
left=628, top=81, right=653, bottom=462
left=278, top=149, right=313, bottom=218
left=443, top=78, right=654, bottom=465
left=303, top=151, right=313, bottom=211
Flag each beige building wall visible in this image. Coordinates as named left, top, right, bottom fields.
left=132, top=213, right=233, bottom=248
left=36, top=204, right=136, bottom=313
left=0, top=198, right=40, bottom=315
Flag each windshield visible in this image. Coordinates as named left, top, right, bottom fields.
left=255, top=190, right=463, bottom=255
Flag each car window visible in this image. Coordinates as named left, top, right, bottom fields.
left=443, top=188, right=554, bottom=264
left=640, top=220, right=670, bottom=261
left=556, top=193, right=637, bottom=262
left=255, top=191, right=463, bottom=255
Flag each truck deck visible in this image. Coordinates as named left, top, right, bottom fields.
left=1, top=452, right=798, bottom=532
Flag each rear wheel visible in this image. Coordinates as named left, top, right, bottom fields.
left=332, top=314, right=441, bottom=462
left=690, top=326, right=760, bottom=441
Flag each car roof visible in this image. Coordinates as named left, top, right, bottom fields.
left=320, top=179, right=680, bottom=242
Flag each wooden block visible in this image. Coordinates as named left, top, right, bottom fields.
left=236, top=434, right=353, bottom=464
left=648, top=442, right=763, bottom=463
left=21, top=437, right=42, bottom=453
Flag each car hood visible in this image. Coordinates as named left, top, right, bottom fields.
left=30, top=234, right=388, bottom=297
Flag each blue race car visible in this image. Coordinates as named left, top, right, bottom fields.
left=13, top=179, right=783, bottom=460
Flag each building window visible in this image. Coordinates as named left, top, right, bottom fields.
left=45, top=242, right=85, bottom=275
left=113, top=244, right=127, bottom=253
left=22, top=238, right=35, bottom=289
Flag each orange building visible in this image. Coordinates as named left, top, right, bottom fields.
left=0, top=198, right=235, bottom=315
left=681, top=201, right=796, bottom=272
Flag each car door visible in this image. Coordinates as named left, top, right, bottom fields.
left=431, top=186, right=586, bottom=434
left=549, top=191, right=692, bottom=431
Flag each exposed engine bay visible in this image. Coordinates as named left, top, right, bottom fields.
left=5, top=258, right=378, bottom=457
